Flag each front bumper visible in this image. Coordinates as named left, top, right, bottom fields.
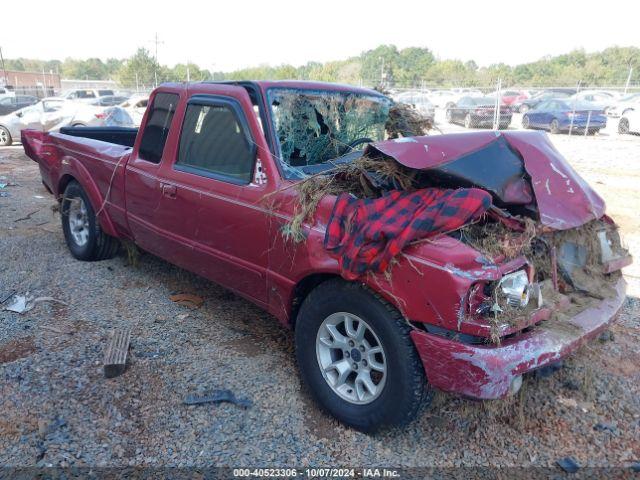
left=410, top=277, right=626, bottom=399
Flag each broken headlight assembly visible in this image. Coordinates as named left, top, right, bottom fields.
left=470, top=269, right=534, bottom=316
left=497, top=270, right=531, bottom=308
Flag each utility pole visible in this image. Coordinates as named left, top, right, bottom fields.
left=152, top=32, right=164, bottom=88
left=0, top=46, right=7, bottom=86
left=624, top=67, right=633, bottom=95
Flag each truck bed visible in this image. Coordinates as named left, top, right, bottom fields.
left=22, top=129, right=133, bottom=239
left=59, top=126, right=138, bottom=148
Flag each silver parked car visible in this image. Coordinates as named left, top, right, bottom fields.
left=0, top=98, right=111, bottom=146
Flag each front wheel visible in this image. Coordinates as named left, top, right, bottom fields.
left=618, top=118, right=630, bottom=135
left=550, top=119, right=560, bottom=134
left=61, top=181, right=120, bottom=261
left=0, top=126, right=12, bottom=146
left=295, top=280, right=429, bottom=432
left=522, top=115, right=530, bottom=129
left=445, top=109, right=453, bottom=123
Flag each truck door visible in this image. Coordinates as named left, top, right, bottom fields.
left=125, top=90, right=181, bottom=258
left=157, top=88, right=273, bottom=305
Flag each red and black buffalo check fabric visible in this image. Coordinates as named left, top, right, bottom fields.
left=324, top=188, right=492, bottom=280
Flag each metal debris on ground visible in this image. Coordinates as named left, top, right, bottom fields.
left=169, top=293, right=204, bottom=309
left=3, top=294, right=67, bottom=314
left=557, top=397, right=579, bottom=409
left=557, top=456, right=580, bottom=473
left=593, top=421, right=618, bottom=433
left=183, top=389, right=253, bottom=409
left=4, top=294, right=31, bottom=313
left=103, top=328, right=131, bottom=378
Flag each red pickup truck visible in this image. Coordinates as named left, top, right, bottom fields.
left=22, top=81, right=630, bottom=432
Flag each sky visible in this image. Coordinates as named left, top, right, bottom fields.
left=1, top=0, right=638, bottom=72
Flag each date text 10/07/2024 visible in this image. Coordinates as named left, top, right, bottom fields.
left=233, top=468, right=401, bottom=478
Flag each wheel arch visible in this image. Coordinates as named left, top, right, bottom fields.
left=57, top=165, right=119, bottom=238
left=290, top=273, right=341, bottom=328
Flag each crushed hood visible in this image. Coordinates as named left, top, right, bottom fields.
left=365, top=131, right=605, bottom=230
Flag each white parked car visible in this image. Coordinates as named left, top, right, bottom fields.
left=393, top=91, right=435, bottom=121
left=569, top=90, right=618, bottom=112
left=61, top=88, right=116, bottom=103
left=618, top=108, right=640, bottom=135
left=427, top=89, right=482, bottom=108
left=0, top=86, right=16, bottom=101
left=0, top=98, right=110, bottom=146
left=117, top=95, right=149, bottom=126
left=606, top=93, right=640, bottom=118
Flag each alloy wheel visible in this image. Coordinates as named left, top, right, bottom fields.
left=315, top=312, right=387, bottom=405
left=67, top=197, right=90, bottom=246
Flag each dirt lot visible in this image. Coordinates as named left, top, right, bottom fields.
left=1, top=131, right=639, bottom=470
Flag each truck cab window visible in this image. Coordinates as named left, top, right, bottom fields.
left=175, top=103, right=254, bottom=184
left=138, top=92, right=178, bottom=164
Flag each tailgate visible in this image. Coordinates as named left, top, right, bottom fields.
left=22, top=129, right=60, bottom=193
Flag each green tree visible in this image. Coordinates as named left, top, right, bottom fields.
left=118, top=48, right=159, bottom=89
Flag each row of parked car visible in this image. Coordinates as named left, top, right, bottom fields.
left=392, top=87, right=640, bottom=135
left=0, top=88, right=149, bottom=146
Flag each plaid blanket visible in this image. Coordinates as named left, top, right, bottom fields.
left=324, top=188, right=492, bottom=280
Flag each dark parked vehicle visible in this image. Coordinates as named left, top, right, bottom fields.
left=0, top=95, right=39, bottom=116
left=446, top=96, right=512, bottom=129
left=515, top=89, right=577, bottom=113
left=522, top=99, right=606, bottom=134
left=89, top=95, right=130, bottom=107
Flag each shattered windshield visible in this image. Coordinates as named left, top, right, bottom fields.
left=267, top=88, right=391, bottom=176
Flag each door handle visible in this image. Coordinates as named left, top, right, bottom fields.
left=161, top=183, right=177, bottom=199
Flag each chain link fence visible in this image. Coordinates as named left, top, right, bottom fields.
left=378, top=78, right=640, bottom=137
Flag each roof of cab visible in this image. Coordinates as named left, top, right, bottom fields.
left=158, top=80, right=386, bottom=98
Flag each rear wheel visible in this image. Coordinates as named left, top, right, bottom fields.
left=295, top=279, right=429, bottom=432
left=522, top=115, right=530, bottom=129
left=0, top=126, right=12, bottom=146
left=550, top=119, right=560, bottom=134
left=445, top=109, right=453, bottom=123
left=618, top=118, right=630, bottom=135
left=464, top=114, right=473, bottom=129
left=61, top=181, right=120, bottom=261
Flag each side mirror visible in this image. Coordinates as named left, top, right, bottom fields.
left=16, top=111, right=23, bottom=118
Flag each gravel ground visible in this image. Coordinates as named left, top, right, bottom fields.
left=1, top=130, right=639, bottom=470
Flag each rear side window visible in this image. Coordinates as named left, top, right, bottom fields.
left=77, top=90, right=96, bottom=99
left=175, top=101, right=254, bottom=184
left=138, top=92, right=178, bottom=164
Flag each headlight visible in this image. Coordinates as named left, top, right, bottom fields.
left=498, top=270, right=530, bottom=308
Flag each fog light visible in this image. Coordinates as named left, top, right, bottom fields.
left=509, top=375, right=523, bottom=396
left=499, top=270, right=530, bottom=308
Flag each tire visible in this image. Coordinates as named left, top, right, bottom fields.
left=61, top=181, right=120, bottom=261
left=295, top=279, right=428, bottom=432
left=618, top=118, right=630, bottom=135
left=0, top=126, right=12, bottom=146
left=550, top=119, right=560, bottom=134
left=464, top=114, right=473, bottom=129
left=522, top=115, right=530, bottom=129
left=445, top=109, right=453, bottom=123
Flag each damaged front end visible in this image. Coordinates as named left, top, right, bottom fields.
left=270, top=93, right=631, bottom=399
left=369, top=131, right=632, bottom=398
